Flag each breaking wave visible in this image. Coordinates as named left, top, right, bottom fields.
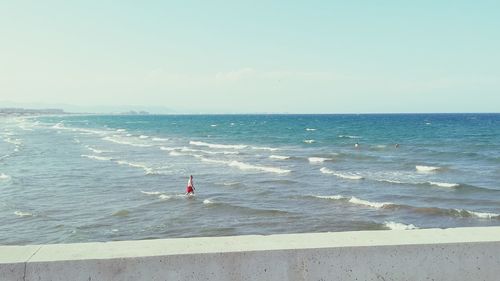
left=190, top=141, right=247, bottom=150
left=85, top=146, right=106, bottom=154
left=320, top=167, right=363, bottom=180
left=141, top=191, right=162, bottom=195
left=200, top=157, right=291, bottom=174
left=15, top=211, right=33, bottom=217
left=81, top=154, right=112, bottom=161
left=115, top=160, right=154, bottom=174
left=416, top=165, right=441, bottom=172
left=152, top=137, right=169, bottom=142
left=313, top=194, right=500, bottom=219
left=338, top=135, right=360, bottom=139
left=270, top=155, right=291, bottom=160
left=308, top=157, right=331, bottom=163
left=165, top=146, right=238, bottom=156
left=314, top=194, right=392, bottom=208
left=384, top=221, right=418, bottom=230
left=428, top=181, right=459, bottom=188
left=102, top=136, right=152, bottom=147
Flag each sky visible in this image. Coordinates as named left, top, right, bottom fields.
left=1, top=1, right=499, bottom=113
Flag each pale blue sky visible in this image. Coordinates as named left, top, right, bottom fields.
left=1, top=1, right=499, bottom=113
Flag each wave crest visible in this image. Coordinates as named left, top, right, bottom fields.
left=81, top=154, right=112, bottom=161
left=190, top=141, right=247, bottom=150
left=416, top=165, right=441, bottom=172
left=270, top=155, right=290, bottom=160
left=308, top=157, right=331, bottom=163
left=320, top=167, right=363, bottom=180
left=384, top=221, right=418, bottom=230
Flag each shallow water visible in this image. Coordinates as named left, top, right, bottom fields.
left=0, top=114, right=499, bottom=245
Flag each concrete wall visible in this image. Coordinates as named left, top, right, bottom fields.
left=1, top=226, right=500, bottom=281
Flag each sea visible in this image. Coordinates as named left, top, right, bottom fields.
left=1, top=114, right=499, bottom=245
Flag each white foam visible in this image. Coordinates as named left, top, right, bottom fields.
left=338, top=135, right=360, bottom=139
left=0, top=173, right=10, bottom=180
left=4, top=138, right=22, bottom=145
left=152, top=137, right=169, bottom=142
left=230, top=161, right=290, bottom=174
left=81, top=154, right=112, bottom=161
left=169, top=151, right=183, bottom=156
left=210, top=124, right=217, bottom=127
left=308, top=157, right=331, bottom=163
left=190, top=141, right=247, bottom=150
left=462, top=210, right=500, bottom=219
left=416, top=165, right=440, bottom=172
left=303, top=139, right=315, bottom=144
left=320, top=167, right=363, bottom=180
left=159, top=194, right=172, bottom=200
left=200, top=157, right=290, bottom=174
left=349, top=197, right=392, bottom=209
left=250, top=146, right=279, bottom=151
left=306, top=128, right=317, bottom=131
left=270, top=155, right=290, bottom=160
left=115, top=160, right=154, bottom=174
left=384, top=221, right=418, bottom=230
left=52, top=123, right=64, bottom=129
left=116, top=129, right=126, bottom=132
left=379, top=179, right=405, bottom=184
left=203, top=199, right=214, bottom=204
left=179, top=147, right=238, bottom=155
left=429, top=181, right=459, bottom=188
left=77, top=128, right=108, bottom=135
left=141, top=191, right=162, bottom=195
left=160, top=146, right=176, bottom=151
left=85, top=146, right=104, bottom=154
left=14, top=211, right=33, bottom=217
left=102, top=136, right=152, bottom=147
left=139, top=135, right=149, bottom=139
left=315, top=195, right=345, bottom=200
left=18, top=124, right=33, bottom=131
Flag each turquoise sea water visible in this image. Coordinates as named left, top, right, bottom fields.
left=1, top=114, right=499, bottom=245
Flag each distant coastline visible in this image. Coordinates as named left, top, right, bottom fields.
left=0, top=108, right=67, bottom=117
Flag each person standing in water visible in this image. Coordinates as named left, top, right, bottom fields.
left=186, top=175, right=195, bottom=195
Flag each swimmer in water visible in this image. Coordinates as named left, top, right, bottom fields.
left=186, top=175, right=195, bottom=195
left=354, top=142, right=359, bottom=149
left=395, top=143, right=400, bottom=148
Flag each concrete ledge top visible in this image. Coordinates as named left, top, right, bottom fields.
left=2, top=226, right=500, bottom=263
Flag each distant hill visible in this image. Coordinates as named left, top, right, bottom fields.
left=0, top=108, right=66, bottom=116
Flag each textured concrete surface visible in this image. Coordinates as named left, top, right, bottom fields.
left=1, top=227, right=499, bottom=280
left=0, top=245, right=41, bottom=281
